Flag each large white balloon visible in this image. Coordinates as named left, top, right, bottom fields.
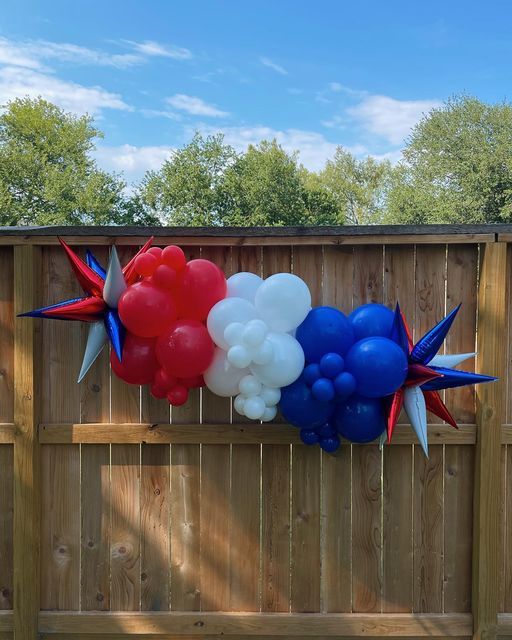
left=227, top=272, right=263, bottom=302
left=204, top=348, right=249, bottom=397
left=250, top=332, right=305, bottom=388
left=207, top=297, right=258, bottom=350
left=255, top=273, right=311, bottom=333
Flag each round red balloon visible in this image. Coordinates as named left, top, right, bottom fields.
left=110, top=333, right=159, bottom=385
left=156, top=318, right=214, bottom=378
left=177, top=259, right=227, bottom=321
left=167, top=385, right=188, bottom=406
left=118, top=281, right=177, bottom=337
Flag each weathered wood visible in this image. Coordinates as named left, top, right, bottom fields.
left=37, top=610, right=474, bottom=635
left=13, top=244, right=41, bottom=639
left=0, top=446, right=13, bottom=610
left=473, top=242, right=507, bottom=639
left=0, top=247, right=14, bottom=424
left=0, top=425, right=15, bottom=443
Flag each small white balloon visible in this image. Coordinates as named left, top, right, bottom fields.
left=244, top=396, right=266, bottom=420
left=207, top=297, right=257, bottom=349
left=260, top=385, right=281, bottom=407
left=242, top=319, right=268, bottom=348
left=250, top=332, right=305, bottom=388
left=233, top=394, right=246, bottom=415
left=252, top=340, right=274, bottom=365
left=228, top=344, right=253, bottom=369
left=227, top=272, right=263, bottom=303
left=224, top=322, right=245, bottom=347
left=261, top=406, right=278, bottom=422
left=204, top=348, right=249, bottom=397
left=255, top=273, right=312, bottom=333
left=239, top=374, right=262, bottom=397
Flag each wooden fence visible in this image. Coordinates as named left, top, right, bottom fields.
left=1, top=224, right=512, bottom=639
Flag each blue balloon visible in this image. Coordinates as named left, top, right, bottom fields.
left=317, top=421, right=336, bottom=438
left=349, top=303, right=395, bottom=341
left=303, top=363, right=321, bottom=387
left=300, top=429, right=320, bottom=445
left=335, top=394, right=385, bottom=443
left=296, top=306, right=354, bottom=362
left=334, top=371, right=357, bottom=400
left=345, top=337, right=408, bottom=398
left=280, top=377, right=335, bottom=429
left=312, top=378, right=335, bottom=402
left=320, top=435, right=341, bottom=453
left=320, top=352, right=345, bottom=378
left=410, top=305, right=461, bottom=364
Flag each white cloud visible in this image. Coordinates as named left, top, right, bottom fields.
left=260, top=57, right=288, bottom=75
left=0, top=66, right=130, bottom=115
left=329, top=82, right=342, bottom=92
left=128, top=40, right=192, bottom=60
left=166, top=94, right=229, bottom=117
left=348, top=95, right=441, bottom=144
left=0, top=37, right=46, bottom=70
left=95, top=144, right=174, bottom=182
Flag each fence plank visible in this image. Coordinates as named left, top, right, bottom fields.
left=0, top=446, right=13, bottom=610
left=111, top=445, right=140, bottom=611
left=322, top=246, right=354, bottom=313
left=0, top=247, right=13, bottom=423
left=81, top=444, right=111, bottom=611
left=473, top=242, right=507, bottom=639
left=353, top=246, right=383, bottom=307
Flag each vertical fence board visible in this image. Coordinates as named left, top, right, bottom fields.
left=505, top=445, right=512, bottom=611
left=111, top=445, right=140, bottom=610
left=81, top=444, right=111, bottom=611
left=322, top=246, right=354, bottom=313
left=353, top=245, right=383, bottom=307
left=0, top=247, right=13, bottom=422
left=0, top=446, right=13, bottom=609
left=140, top=444, right=170, bottom=610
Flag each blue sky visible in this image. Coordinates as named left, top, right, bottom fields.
left=1, top=0, right=511, bottom=184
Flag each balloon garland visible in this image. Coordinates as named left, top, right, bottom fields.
left=21, top=239, right=496, bottom=455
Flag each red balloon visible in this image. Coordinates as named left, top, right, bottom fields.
left=156, top=318, right=214, bottom=378
left=148, top=246, right=163, bottom=259
left=150, top=382, right=167, bottom=399
left=177, top=259, right=227, bottom=321
left=167, top=384, right=188, bottom=406
left=110, top=333, right=159, bottom=385
left=134, top=252, right=158, bottom=277
left=152, top=264, right=177, bottom=290
left=162, top=245, right=186, bottom=272
left=118, top=281, right=177, bottom=337
left=154, top=367, right=177, bottom=391
left=181, top=374, right=205, bottom=389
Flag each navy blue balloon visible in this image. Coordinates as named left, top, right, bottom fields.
left=334, top=394, right=385, bottom=443
left=334, top=371, right=357, bottom=400
left=303, top=363, right=321, bottom=388
left=300, top=429, right=320, bottom=445
left=312, top=378, right=335, bottom=402
left=320, top=435, right=341, bottom=453
left=280, top=377, right=335, bottom=429
left=345, top=337, right=408, bottom=398
left=320, top=352, right=345, bottom=378
left=349, top=303, right=395, bottom=341
left=296, top=306, right=354, bottom=362
left=317, top=421, right=336, bottom=438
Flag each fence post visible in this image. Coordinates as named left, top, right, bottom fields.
left=13, top=245, right=41, bottom=640
left=473, top=241, right=507, bottom=640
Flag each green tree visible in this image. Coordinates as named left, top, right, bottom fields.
left=139, top=133, right=236, bottom=225
left=0, top=97, right=141, bottom=225
left=318, top=148, right=392, bottom=224
left=385, top=95, right=512, bottom=223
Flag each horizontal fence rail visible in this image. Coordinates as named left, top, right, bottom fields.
left=1, top=225, right=512, bottom=640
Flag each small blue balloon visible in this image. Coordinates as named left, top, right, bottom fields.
left=303, top=363, right=322, bottom=388
left=349, top=303, right=395, bottom=341
left=317, top=421, right=336, bottom=438
left=345, top=337, right=408, bottom=398
left=300, top=429, right=320, bottom=445
left=320, top=352, right=344, bottom=378
left=334, top=394, right=385, bottom=443
left=280, top=377, right=335, bottom=429
left=296, top=306, right=354, bottom=362
left=334, top=371, right=357, bottom=400
left=320, top=435, right=341, bottom=453
left=312, top=378, right=335, bottom=402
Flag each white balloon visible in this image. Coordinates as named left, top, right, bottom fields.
left=252, top=340, right=274, bottom=365
left=239, top=374, right=262, bottom=397
left=207, top=297, right=257, bottom=349
left=255, top=273, right=312, bottom=332
left=260, top=385, right=281, bottom=407
left=261, top=406, right=278, bottom=422
left=244, top=396, right=266, bottom=420
left=242, top=319, right=268, bottom=348
left=403, top=386, right=429, bottom=457
left=204, top=348, right=249, bottom=397
left=250, top=332, right=305, bottom=388
left=228, top=344, right=253, bottom=369
left=233, top=394, right=246, bottom=415
left=227, top=272, right=263, bottom=303
left=224, top=322, right=245, bottom=347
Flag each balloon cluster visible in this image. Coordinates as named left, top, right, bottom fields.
left=22, top=239, right=496, bottom=456
left=204, top=272, right=311, bottom=421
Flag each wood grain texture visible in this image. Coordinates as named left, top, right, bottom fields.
left=141, top=445, right=170, bottom=611
left=81, top=444, right=111, bottom=610
left=413, top=446, right=444, bottom=613
left=40, top=444, right=81, bottom=609
left=353, top=246, right=383, bottom=306
left=111, top=445, right=141, bottom=611
left=0, top=247, right=13, bottom=423
left=322, top=245, right=354, bottom=313
left=0, top=446, right=13, bottom=609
